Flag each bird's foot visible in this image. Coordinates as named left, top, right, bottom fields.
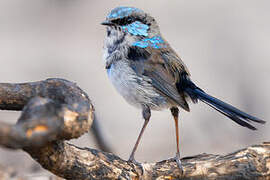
left=173, top=153, right=184, bottom=174
left=128, top=157, right=144, bottom=172
left=128, top=156, right=141, bottom=166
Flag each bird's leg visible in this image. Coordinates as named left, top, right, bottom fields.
left=128, top=105, right=151, bottom=163
left=170, top=107, right=183, bottom=171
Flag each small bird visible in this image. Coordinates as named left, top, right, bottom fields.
left=101, top=6, right=265, bottom=169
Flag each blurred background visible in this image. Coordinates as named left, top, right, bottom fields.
left=0, top=0, right=269, bottom=178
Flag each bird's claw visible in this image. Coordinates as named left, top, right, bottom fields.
left=174, top=154, right=184, bottom=174
left=128, top=157, right=140, bottom=165
left=128, top=157, right=144, bottom=172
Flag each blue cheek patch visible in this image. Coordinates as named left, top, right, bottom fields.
left=122, top=21, right=149, bottom=36
left=133, top=41, right=149, bottom=48
left=107, top=7, right=142, bottom=19
left=132, top=36, right=167, bottom=49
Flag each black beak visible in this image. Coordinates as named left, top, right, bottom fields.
left=101, top=20, right=114, bottom=26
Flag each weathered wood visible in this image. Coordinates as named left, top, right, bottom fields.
left=0, top=79, right=269, bottom=179
left=25, top=141, right=270, bottom=180
left=0, top=78, right=93, bottom=149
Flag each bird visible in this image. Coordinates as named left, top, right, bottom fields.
left=101, top=6, right=265, bottom=170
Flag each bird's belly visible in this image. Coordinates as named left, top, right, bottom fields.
left=107, top=61, right=171, bottom=110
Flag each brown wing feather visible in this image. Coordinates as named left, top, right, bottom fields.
left=142, top=46, right=190, bottom=111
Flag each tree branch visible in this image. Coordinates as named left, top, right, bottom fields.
left=0, top=78, right=93, bottom=149
left=25, top=141, right=270, bottom=179
left=0, top=79, right=269, bottom=179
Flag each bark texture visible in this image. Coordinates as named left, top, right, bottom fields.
left=26, top=141, right=270, bottom=180
left=0, top=78, right=269, bottom=180
left=0, top=78, right=93, bottom=149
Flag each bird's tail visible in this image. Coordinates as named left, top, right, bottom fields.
left=177, top=73, right=265, bottom=130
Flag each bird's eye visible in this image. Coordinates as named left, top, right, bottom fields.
left=127, top=17, right=133, bottom=24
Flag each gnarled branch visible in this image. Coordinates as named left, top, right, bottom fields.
left=0, top=79, right=269, bottom=179
left=0, top=78, right=93, bottom=149
left=26, top=141, right=270, bottom=179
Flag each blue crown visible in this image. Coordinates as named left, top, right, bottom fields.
left=107, top=6, right=143, bottom=19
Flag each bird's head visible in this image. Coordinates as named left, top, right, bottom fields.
left=101, top=7, right=160, bottom=41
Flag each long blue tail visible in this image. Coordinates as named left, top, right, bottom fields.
left=178, top=73, right=265, bottom=130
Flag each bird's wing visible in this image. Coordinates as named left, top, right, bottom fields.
left=128, top=44, right=190, bottom=111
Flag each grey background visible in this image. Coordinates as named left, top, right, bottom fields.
left=0, top=0, right=269, bottom=177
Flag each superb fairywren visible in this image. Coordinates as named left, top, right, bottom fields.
left=101, top=6, right=265, bottom=169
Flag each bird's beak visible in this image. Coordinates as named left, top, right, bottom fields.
left=101, top=20, right=114, bottom=26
